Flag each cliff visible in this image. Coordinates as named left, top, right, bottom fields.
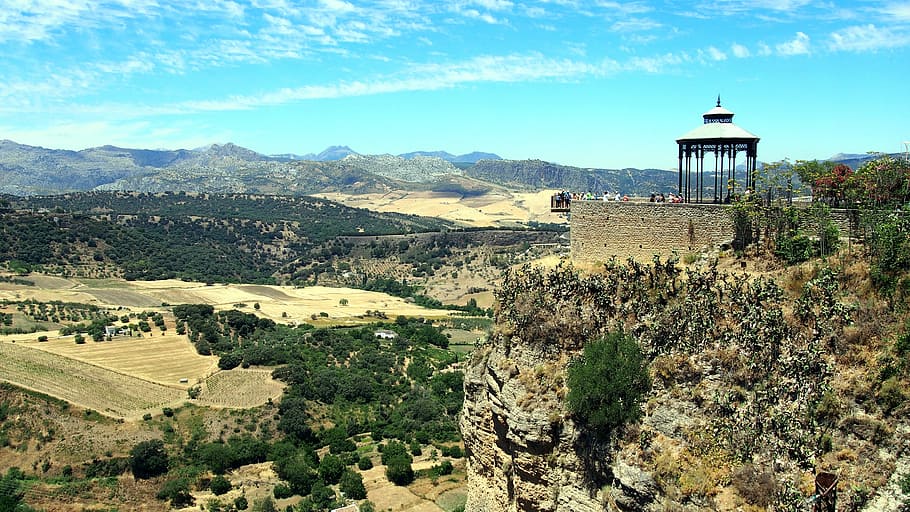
left=461, top=259, right=910, bottom=511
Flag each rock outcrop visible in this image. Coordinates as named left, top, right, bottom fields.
left=460, top=260, right=910, bottom=511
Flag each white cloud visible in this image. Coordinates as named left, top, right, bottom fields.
left=731, top=43, right=750, bottom=58
left=776, top=31, right=810, bottom=55
left=175, top=53, right=618, bottom=112
left=705, top=46, right=727, bottom=61
left=879, top=2, right=910, bottom=21
left=828, top=24, right=910, bottom=52
left=611, top=18, right=662, bottom=32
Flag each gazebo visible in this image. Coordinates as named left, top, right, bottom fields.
left=676, top=97, right=760, bottom=203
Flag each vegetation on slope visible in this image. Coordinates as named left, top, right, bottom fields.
left=490, top=251, right=908, bottom=509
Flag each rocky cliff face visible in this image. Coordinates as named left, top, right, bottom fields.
left=461, top=331, right=660, bottom=512
left=461, top=260, right=910, bottom=511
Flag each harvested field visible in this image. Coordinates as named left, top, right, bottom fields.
left=0, top=341, right=184, bottom=419
left=196, top=369, right=285, bottom=408
left=361, top=466, right=444, bottom=512
left=17, top=333, right=217, bottom=388
left=321, top=189, right=565, bottom=228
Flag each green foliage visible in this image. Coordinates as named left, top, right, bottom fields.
left=272, top=483, right=292, bottom=499
left=210, top=475, right=231, bottom=495
left=317, top=454, right=344, bottom=485
left=156, top=477, right=194, bottom=507
left=130, top=439, right=169, bottom=479
left=234, top=495, right=248, bottom=510
left=251, top=496, right=277, bottom=512
left=566, top=331, right=650, bottom=439
left=357, top=456, right=374, bottom=471
left=877, top=377, right=907, bottom=414
left=0, top=468, right=36, bottom=512
left=382, top=441, right=414, bottom=485
left=339, top=469, right=367, bottom=500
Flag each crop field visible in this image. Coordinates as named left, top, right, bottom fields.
left=16, top=332, right=218, bottom=388
left=0, top=341, right=184, bottom=419
left=196, top=369, right=285, bottom=408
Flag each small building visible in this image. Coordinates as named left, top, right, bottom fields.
left=676, top=96, right=760, bottom=203
left=374, top=329, right=398, bottom=340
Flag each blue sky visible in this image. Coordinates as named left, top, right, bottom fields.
left=1, top=0, right=908, bottom=169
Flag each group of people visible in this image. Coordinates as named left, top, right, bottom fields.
left=552, top=191, right=630, bottom=208
left=552, top=190, right=696, bottom=208
left=648, top=192, right=685, bottom=203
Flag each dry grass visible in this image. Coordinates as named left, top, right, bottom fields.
left=196, top=369, right=285, bottom=408
left=320, top=189, right=566, bottom=229
left=14, top=332, right=217, bottom=388
left=0, top=341, right=184, bottom=419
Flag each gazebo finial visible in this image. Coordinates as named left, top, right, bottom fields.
left=716, top=94, right=721, bottom=107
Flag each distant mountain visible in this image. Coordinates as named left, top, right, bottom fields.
left=827, top=152, right=904, bottom=170
left=466, top=159, right=677, bottom=195
left=16, top=139, right=896, bottom=199
left=310, top=145, right=359, bottom=161
left=398, top=150, right=501, bottom=163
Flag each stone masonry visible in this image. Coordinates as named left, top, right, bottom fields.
left=570, top=200, right=735, bottom=263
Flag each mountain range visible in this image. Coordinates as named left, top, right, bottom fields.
left=0, top=139, right=682, bottom=197
left=1, top=139, right=896, bottom=198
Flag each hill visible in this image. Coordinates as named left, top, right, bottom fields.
left=0, top=139, right=670, bottom=196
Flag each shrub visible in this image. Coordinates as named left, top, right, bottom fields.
left=566, top=331, right=650, bottom=439
left=234, top=495, right=248, bottom=510
left=272, top=483, right=292, bottom=499
left=317, top=454, right=344, bottom=485
left=210, top=475, right=231, bottom=495
left=156, top=477, right=193, bottom=507
left=731, top=464, right=775, bottom=507
left=357, top=456, right=373, bottom=471
left=130, top=439, right=169, bottom=479
left=382, top=441, right=414, bottom=486
left=339, top=469, right=367, bottom=500
left=878, top=377, right=907, bottom=414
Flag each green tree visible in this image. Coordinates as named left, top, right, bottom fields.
left=210, top=474, right=231, bottom=495
left=130, top=439, right=169, bottom=479
left=339, top=469, right=367, bottom=500
left=382, top=441, right=414, bottom=485
left=566, top=331, right=650, bottom=440
left=317, top=454, right=344, bottom=485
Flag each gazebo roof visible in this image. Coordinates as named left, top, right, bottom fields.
left=677, top=97, right=760, bottom=142
left=676, top=122, right=760, bottom=142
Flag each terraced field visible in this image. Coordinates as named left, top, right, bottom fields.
left=18, top=333, right=218, bottom=388
left=0, top=341, right=184, bottom=419
left=196, top=369, right=285, bottom=408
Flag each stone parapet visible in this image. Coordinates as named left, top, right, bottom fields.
left=570, top=201, right=735, bottom=263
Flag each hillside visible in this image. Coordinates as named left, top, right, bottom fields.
left=462, top=256, right=910, bottom=511
left=1, top=139, right=674, bottom=197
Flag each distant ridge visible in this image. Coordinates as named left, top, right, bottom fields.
left=1, top=138, right=896, bottom=197
left=398, top=150, right=501, bottom=163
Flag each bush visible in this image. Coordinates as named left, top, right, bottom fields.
left=358, top=456, right=374, bottom=471
left=382, top=441, right=414, bottom=486
left=234, top=495, right=248, bottom=510
left=317, top=454, right=344, bottom=485
left=339, top=469, right=367, bottom=500
left=878, top=377, right=907, bottom=414
left=130, top=439, right=169, bottom=479
left=272, top=483, right=292, bottom=499
left=210, top=475, right=231, bottom=495
left=566, top=331, right=650, bottom=440
left=156, top=477, right=193, bottom=507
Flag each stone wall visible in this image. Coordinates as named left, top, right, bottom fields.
left=570, top=200, right=735, bottom=263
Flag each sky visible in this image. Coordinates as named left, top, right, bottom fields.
left=1, top=0, right=908, bottom=170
